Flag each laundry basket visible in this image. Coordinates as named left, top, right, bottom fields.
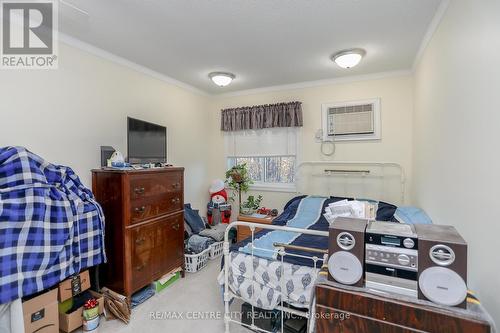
left=184, top=248, right=210, bottom=273
left=209, top=241, right=224, bottom=260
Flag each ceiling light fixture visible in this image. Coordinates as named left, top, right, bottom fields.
left=209, top=72, right=235, bottom=87
left=332, top=49, right=366, bottom=69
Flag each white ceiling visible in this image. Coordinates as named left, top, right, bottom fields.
left=59, top=0, right=443, bottom=94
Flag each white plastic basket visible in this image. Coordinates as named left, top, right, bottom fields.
left=184, top=248, right=210, bottom=273
left=209, top=241, right=224, bottom=260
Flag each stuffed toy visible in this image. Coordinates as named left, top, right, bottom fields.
left=207, top=179, right=231, bottom=224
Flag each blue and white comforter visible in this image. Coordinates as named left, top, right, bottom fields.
left=0, top=147, right=106, bottom=304
left=233, top=195, right=397, bottom=267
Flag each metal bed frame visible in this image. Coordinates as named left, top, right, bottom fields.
left=223, top=222, right=329, bottom=333
left=222, top=161, right=405, bottom=333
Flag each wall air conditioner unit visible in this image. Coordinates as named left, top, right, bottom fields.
left=321, top=98, right=381, bottom=141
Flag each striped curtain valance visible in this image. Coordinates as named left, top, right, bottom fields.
left=220, top=101, right=303, bottom=132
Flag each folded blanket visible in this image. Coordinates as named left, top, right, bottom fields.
left=199, top=223, right=228, bottom=242
left=187, top=234, right=214, bottom=254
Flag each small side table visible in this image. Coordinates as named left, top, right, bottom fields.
left=236, top=214, right=274, bottom=242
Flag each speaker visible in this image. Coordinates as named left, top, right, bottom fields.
left=415, top=224, right=467, bottom=308
left=327, top=217, right=368, bottom=287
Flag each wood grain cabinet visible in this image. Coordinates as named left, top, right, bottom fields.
left=92, top=168, right=185, bottom=298
left=236, top=215, right=274, bottom=242
left=315, top=283, right=491, bottom=333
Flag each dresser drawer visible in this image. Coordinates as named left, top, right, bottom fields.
left=315, top=305, right=412, bottom=333
left=130, top=171, right=183, bottom=200
left=130, top=192, right=183, bottom=224
left=130, top=224, right=156, bottom=291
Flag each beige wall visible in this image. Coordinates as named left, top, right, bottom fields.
left=0, top=43, right=211, bottom=211
left=209, top=75, right=414, bottom=211
left=413, top=0, right=500, bottom=325
left=1, top=8, right=498, bottom=323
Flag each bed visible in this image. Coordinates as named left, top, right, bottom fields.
left=219, top=161, right=406, bottom=333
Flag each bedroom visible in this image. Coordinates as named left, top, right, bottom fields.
left=0, top=0, right=498, bottom=332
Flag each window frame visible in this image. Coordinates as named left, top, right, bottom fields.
left=226, top=154, right=298, bottom=193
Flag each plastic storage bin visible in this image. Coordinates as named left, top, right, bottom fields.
left=209, top=241, right=224, bottom=260
left=184, top=248, right=210, bottom=273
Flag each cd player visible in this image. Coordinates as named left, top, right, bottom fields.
left=365, top=221, right=418, bottom=298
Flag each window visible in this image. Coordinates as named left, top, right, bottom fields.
left=227, top=155, right=296, bottom=184
left=224, top=128, right=298, bottom=191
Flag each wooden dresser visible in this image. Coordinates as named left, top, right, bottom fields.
left=92, top=167, right=185, bottom=298
left=315, top=282, right=492, bottom=333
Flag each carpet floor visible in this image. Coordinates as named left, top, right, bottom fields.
left=98, top=259, right=251, bottom=333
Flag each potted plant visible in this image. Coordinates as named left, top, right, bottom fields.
left=225, top=163, right=253, bottom=211
left=240, top=195, right=263, bottom=215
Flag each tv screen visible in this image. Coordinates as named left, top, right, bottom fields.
left=127, top=117, right=167, bottom=164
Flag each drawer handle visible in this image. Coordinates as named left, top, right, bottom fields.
left=135, top=237, right=145, bottom=245
left=172, top=183, right=180, bottom=189
left=171, top=197, right=180, bottom=204
left=134, top=187, right=145, bottom=194
left=134, top=206, right=146, bottom=213
left=172, top=224, right=180, bottom=231
left=135, top=264, right=145, bottom=271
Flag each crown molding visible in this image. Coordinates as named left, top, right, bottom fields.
left=214, top=70, right=413, bottom=98
left=59, top=19, right=442, bottom=100
left=58, top=33, right=209, bottom=97
left=412, top=0, right=450, bottom=71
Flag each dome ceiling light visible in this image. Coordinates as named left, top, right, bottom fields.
left=332, top=49, right=366, bottom=69
left=209, top=72, right=235, bottom=87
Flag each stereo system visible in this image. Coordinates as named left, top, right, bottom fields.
left=327, top=217, right=368, bottom=287
left=415, top=224, right=468, bottom=308
left=327, top=219, right=468, bottom=308
left=365, top=221, right=419, bottom=298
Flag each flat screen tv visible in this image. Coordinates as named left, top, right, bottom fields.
left=127, top=117, right=167, bottom=164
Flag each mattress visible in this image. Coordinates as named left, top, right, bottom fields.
left=218, top=252, right=321, bottom=310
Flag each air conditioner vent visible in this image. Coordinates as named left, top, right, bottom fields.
left=328, top=103, right=374, bottom=136
left=329, top=103, right=373, bottom=115
left=322, top=99, right=381, bottom=142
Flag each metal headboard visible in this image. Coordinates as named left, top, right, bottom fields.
left=295, top=161, right=406, bottom=205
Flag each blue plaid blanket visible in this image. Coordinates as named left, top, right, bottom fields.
left=0, top=147, right=106, bottom=304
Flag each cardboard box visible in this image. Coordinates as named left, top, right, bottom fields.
left=23, top=288, right=59, bottom=333
left=59, top=290, right=104, bottom=333
left=58, top=270, right=91, bottom=302
left=154, top=271, right=180, bottom=293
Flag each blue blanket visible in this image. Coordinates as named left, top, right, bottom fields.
left=239, top=196, right=326, bottom=259
left=233, top=195, right=397, bottom=267
left=0, top=147, right=106, bottom=304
